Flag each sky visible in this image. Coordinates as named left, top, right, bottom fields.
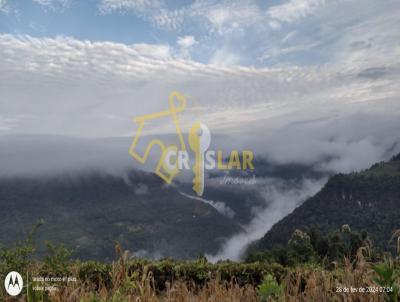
left=1, top=0, right=399, bottom=66
left=0, top=0, right=399, bottom=170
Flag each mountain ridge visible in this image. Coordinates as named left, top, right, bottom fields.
left=251, top=153, right=400, bottom=253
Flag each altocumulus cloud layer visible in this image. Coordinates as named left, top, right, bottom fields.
left=0, top=16, right=399, bottom=173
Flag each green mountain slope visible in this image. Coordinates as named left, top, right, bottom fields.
left=0, top=170, right=242, bottom=260
left=253, top=153, right=400, bottom=251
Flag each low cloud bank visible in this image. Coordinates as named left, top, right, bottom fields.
left=206, top=177, right=328, bottom=261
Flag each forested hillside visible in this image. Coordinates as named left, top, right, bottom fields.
left=252, top=153, right=400, bottom=252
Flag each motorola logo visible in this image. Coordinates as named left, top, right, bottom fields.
left=4, top=271, right=23, bottom=296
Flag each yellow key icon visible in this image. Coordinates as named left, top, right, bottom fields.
left=188, top=122, right=211, bottom=196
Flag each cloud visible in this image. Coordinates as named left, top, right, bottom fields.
left=332, top=9, right=400, bottom=69
left=194, top=1, right=263, bottom=34
left=98, top=0, right=264, bottom=33
left=99, top=0, right=162, bottom=14
left=151, top=7, right=186, bottom=31
left=95, top=0, right=365, bottom=67
left=207, top=177, right=327, bottom=261
left=267, top=0, right=327, bottom=25
left=177, top=35, right=197, bottom=48
left=99, top=0, right=184, bottom=30
left=0, top=26, right=399, bottom=172
left=209, top=48, right=241, bottom=66
left=0, top=0, right=8, bottom=13
left=0, top=115, right=25, bottom=131
left=177, top=35, right=198, bottom=59
left=0, top=135, right=137, bottom=178
left=180, top=192, right=235, bottom=218
left=129, top=42, right=172, bottom=59
left=32, top=0, right=70, bottom=9
left=250, top=111, right=400, bottom=173
left=259, top=41, right=321, bottom=61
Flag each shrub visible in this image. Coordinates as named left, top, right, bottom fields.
left=257, top=274, right=283, bottom=302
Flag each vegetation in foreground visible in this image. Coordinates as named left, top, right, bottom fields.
left=1, top=223, right=400, bottom=301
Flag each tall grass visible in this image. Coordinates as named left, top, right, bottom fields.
left=2, top=230, right=399, bottom=301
